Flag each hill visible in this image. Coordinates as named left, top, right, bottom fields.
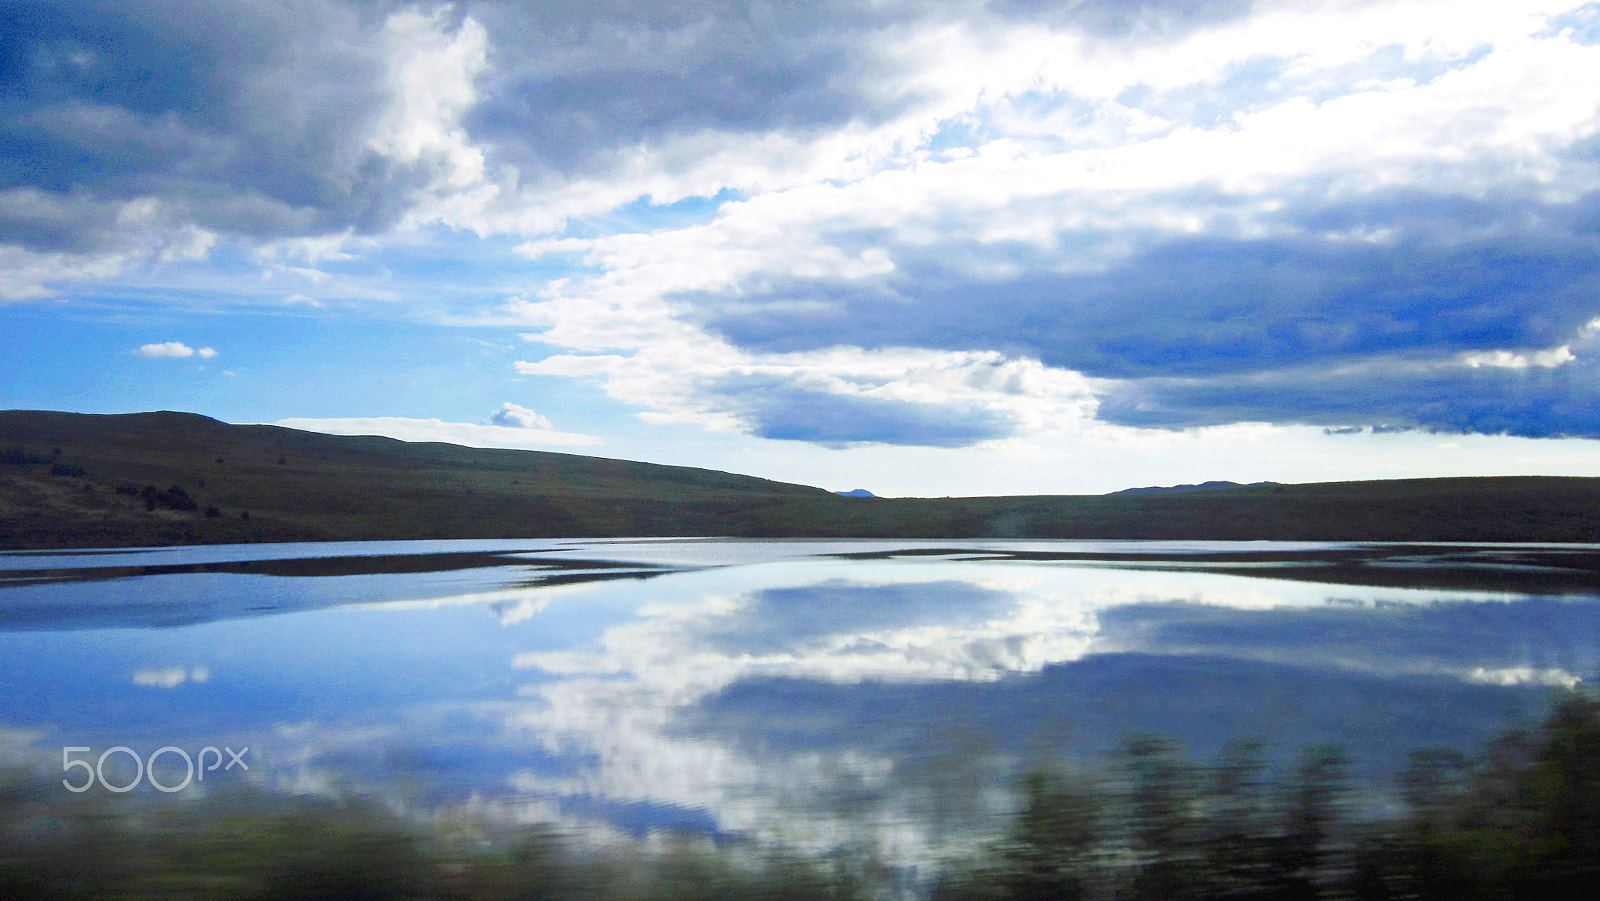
left=0, top=410, right=835, bottom=548
left=4, top=410, right=1600, bottom=548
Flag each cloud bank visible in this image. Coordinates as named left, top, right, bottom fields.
left=8, top=0, right=1600, bottom=449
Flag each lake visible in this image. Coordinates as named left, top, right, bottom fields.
left=3, top=538, right=1599, bottom=881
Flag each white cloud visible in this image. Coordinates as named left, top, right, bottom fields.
left=1457, top=346, right=1576, bottom=369
left=373, top=7, right=493, bottom=226
left=494, top=554, right=1430, bottom=862
left=132, top=666, right=210, bottom=688
left=136, top=342, right=217, bottom=359
left=255, top=231, right=368, bottom=265
left=1467, top=665, right=1582, bottom=688
left=518, top=344, right=1098, bottom=445
left=448, top=0, right=1597, bottom=246
left=275, top=415, right=601, bottom=448
left=10, top=0, right=1600, bottom=480
left=482, top=0, right=1600, bottom=453
left=0, top=242, right=138, bottom=301
left=488, top=402, right=554, bottom=430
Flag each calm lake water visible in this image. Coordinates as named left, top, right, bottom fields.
left=3, top=538, right=1599, bottom=867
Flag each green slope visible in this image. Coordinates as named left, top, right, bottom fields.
left=3, top=410, right=1600, bottom=548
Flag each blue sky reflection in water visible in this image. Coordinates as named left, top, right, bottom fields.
left=2, top=539, right=1598, bottom=862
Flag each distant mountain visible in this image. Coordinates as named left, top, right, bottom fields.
left=835, top=489, right=877, bottom=498
left=1113, top=480, right=1280, bottom=496
left=5, top=410, right=1600, bottom=548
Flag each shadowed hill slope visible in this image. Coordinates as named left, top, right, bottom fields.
left=4, top=410, right=1600, bottom=548
left=0, top=410, right=835, bottom=547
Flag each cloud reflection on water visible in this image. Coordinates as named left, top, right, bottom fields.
left=2, top=540, right=1598, bottom=866
left=492, top=549, right=1600, bottom=860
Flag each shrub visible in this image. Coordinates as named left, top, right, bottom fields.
left=137, top=485, right=201, bottom=512
left=2, top=447, right=49, bottom=465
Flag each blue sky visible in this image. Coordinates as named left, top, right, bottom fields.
left=4, top=0, right=1600, bottom=496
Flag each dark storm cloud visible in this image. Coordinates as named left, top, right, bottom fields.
left=705, top=190, right=1600, bottom=378
left=456, top=0, right=924, bottom=176
left=987, top=0, right=1258, bottom=40
left=708, top=373, right=1017, bottom=448
left=1097, top=355, right=1600, bottom=437
left=694, top=186, right=1600, bottom=435
left=0, top=0, right=955, bottom=255
left=0, top=0, right=438, bottom=251
left=12, top=0, right=1600, bottom=448
left=460, top=0, right=1279, bottom=178
left=0, top=189, right=133, bottom=254
left=0, top=0, right=1368, bottom=259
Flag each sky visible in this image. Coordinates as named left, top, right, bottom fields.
left=3, top=0, right=1600, bottom=497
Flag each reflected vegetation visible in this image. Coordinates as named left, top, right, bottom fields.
left=933, top=692, right=1600, bottom=900
left=5, top=693, right=1600, bottom=899
left=3, top=539, right=1600, bottom=896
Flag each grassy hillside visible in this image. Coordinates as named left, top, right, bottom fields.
left=4, top=410, right=1600, bottom=548
left=0, top=410, right=836, bottom=548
